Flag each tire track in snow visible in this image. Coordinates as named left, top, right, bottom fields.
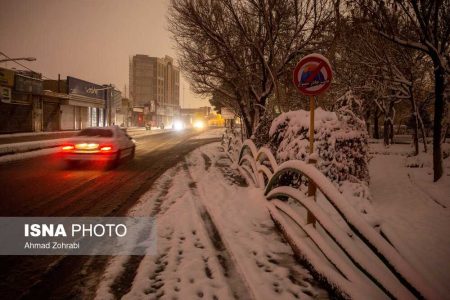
left=107, top=164, right=193, bottom=299
left=95, top=168, right=179, bottom=300
left=96, top=162, right=239, bottom=299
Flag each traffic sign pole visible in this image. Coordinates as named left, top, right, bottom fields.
left=309, top=96, right=315, bottom=154
left=307, top=95, right=317, bottom=225
left=293, top=54, right=333, bottom=228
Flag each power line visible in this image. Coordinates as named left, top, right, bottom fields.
left=0, top=51, right=52, bottom=80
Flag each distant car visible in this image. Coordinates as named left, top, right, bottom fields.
left=61, top=126, right=136, bottom=168
left=172, top=120, right=185, bottom=131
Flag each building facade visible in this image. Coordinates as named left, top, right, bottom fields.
left=118, top=97, right=132, bottom=127
left=44, top=76, right=120, bottom=130
left=0, top=67, right=125, bottom=133
left=129, top=55, right=180, bottom=127
left=0, top=68, right=43, bottom=133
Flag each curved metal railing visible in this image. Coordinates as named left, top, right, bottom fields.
left=223, top=137, right=440, bottom=299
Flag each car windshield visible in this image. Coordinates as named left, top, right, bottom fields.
left=78, top=128, right=113, bottom=138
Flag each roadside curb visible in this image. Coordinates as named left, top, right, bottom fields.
left=0, top=140, right=63, bottom=157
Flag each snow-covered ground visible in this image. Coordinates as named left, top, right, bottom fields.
left=95, top=139, right=328, bottom=300
left=190, top=127, right=226, bottom=140
left=6, top=125, right=447, bottom=298
left=0, top=139, right=64, bottom=156
left=369, top=143, right=450, bottom=296
left=94, top=135, right=450, bottom=299
left=0, top=130, right=79, bottom=139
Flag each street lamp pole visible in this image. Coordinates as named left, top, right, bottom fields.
left=0, top=57, right=36, bottom=63
left=0, top=51, right=36, bottom=64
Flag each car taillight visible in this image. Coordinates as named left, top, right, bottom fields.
left=75, top=143, right=99, bottom=150
left=100, top=146, right=113, bottom=152
left=62, top=145, right=75, bottom=151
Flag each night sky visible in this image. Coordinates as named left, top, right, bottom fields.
left=0, top=0, right=208, bottom=108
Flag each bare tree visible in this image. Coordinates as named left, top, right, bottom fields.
left=334, top=15, right=435, bottom=153
left=168, top=0, right=332, bottom=138
left=352, top=0, right=449, bottom=180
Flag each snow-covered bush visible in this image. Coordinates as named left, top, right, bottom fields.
left=265, top=106, right=375, bottom=225
left=268, top=107, right=369, bottom=184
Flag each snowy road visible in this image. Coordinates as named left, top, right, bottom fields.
left=0, top=129, right=220, bottom=299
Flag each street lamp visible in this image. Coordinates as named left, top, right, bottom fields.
left=0, top=57, right=36, bottom=63
left=0, top=51, right=36, bottom=63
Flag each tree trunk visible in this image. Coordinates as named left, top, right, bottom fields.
left=374, top=107, right=380, bottom=139
left=443, top=124, right=449, bottom=143
left=383, top=119, right=390, bottom=146
left=389, top=121, right=394, bottom=144
left=432, top=63, right=444, bottom=181
left=237, top=101, right=253, bottom=139
left=409, top=91, right=419, bottom=156
left=388, top=102, right=395, bottom=144
left=412, top=116, right=419, bottom=156
left=243, top=114, right=253, bottom=138
left=252, top=105, right=261, bottom=137
left=365, top=109, right=371, bottom=137
left=390, top=120, right=394, bottom=144
left=418, top=112, right=428, bottom=153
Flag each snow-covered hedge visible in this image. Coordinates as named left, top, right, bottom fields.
left=262, top=105, right=376, bottom=225
left=267, top=107, right=369, bottom=184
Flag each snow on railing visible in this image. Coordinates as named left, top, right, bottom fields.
left=221, top=129, right=242, bottom=164
left=222, top=137, right=441, bottom=300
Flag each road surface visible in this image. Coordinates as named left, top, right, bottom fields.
left=0, top=128, right=219, bottom=299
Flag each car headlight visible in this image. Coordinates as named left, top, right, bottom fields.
left=193, top=120, right=204, bottom=129
left=173, top=120, right=184, bottom=131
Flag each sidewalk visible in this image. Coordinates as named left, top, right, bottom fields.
left=0, top=131, right=78, bottom=145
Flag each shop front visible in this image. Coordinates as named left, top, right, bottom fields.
left=42, top=95, right=61, bottom=132
left=66, top=76, right=106, bottom=129
left=132, top=107, right=144, bottom=127
left=0, top=68, right=42, bottom=133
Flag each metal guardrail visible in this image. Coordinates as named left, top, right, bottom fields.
left=223, top=137, right=440, bottom=299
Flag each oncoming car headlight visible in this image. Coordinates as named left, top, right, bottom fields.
left=193, top=120, right=204, bottom=129
left=173, top=120, right=184, bottom=131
